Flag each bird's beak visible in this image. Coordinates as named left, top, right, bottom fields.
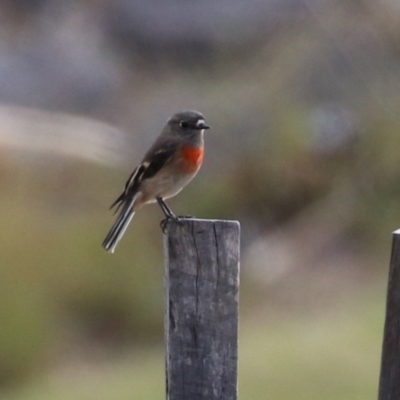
left=196, top=119, right=210, bottom=130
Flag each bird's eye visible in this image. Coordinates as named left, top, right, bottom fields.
left=180, top=121, right=189, bottom=129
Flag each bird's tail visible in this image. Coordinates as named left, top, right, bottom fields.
left=102, top=195, right=138, bottom=253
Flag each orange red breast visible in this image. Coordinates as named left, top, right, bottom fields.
left=180, top=145, right=204, bottom=173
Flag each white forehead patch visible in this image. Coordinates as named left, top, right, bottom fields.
left=196, top=119, right=205, bottom=127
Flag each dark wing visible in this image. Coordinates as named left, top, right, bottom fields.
left=109, top=141, right=176, bottom=212
left=141, top=147, right=176, bottom=180
left=109, top=163, right=146, bottom=211
left=138, top=134, right=179, bottom=180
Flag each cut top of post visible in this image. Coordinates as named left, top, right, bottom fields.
left=165, top=218, right=240, bottom=279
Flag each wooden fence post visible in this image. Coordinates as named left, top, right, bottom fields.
left=378, top=229, right=400, bottom=400
left=164, top=218, right=240, bottom=400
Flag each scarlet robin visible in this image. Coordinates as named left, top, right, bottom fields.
left=102, top=110, right=210, bottom=253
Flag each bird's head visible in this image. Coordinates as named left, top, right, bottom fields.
left=167, top=111, right=210, bottom=136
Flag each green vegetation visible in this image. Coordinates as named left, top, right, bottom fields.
left=3, top=282, right=384, bottom=400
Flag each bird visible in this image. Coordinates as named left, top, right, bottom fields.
left=102, top=110, right=210, bottom=253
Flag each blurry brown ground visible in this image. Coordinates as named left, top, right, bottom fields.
left=0, top=1, right=399, bottom=399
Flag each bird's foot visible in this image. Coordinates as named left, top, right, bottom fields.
left=160, top=215, right=181, bottom=234
left=160, top=215, right=196, bottom=234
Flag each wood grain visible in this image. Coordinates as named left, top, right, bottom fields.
left=164, top=218, right=240, bottom=400
left=379, top=229, right=400, bottom=400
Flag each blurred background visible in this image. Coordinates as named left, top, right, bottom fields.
left=0, top=0, right=399, bottom=398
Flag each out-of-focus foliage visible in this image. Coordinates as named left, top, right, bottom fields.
left=3, top=282, right=385, bottom=400
left=0, top=0, right=398, bottom=398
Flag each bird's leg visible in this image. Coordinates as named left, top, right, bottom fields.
left=157, top=197, right=178, bottom=219
left=158, top=201, right=195, bottom=219
left=157, top=197, right=182, bottom=233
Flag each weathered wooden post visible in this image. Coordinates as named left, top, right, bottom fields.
left=164, top=218, right=240, bottom=400
left=378, top=229, right=400, bottom=400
